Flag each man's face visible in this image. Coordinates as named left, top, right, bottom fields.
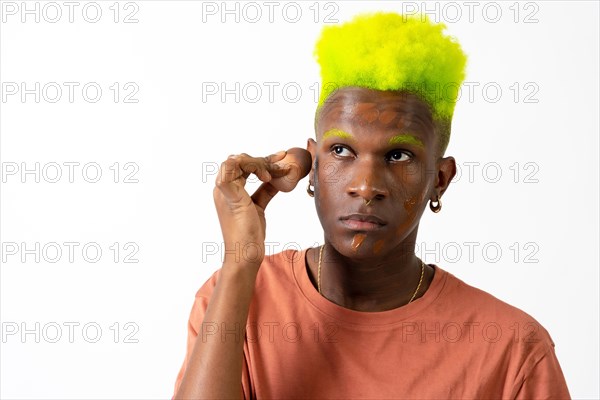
left=308, top=87, right=449, bottom=259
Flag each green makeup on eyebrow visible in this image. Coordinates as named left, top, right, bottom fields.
left=388, top=134, right=424, bottom=148
left=323, top=128, right=355, bottom=141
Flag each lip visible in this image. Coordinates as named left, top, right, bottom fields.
left=340, top=213, right=387, bottom=231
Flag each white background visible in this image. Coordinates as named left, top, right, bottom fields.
left=1, top=1, right=598, bottom=398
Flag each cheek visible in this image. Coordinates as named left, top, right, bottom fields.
left=390, top=167, right=431, bottom=231
left=390, top=166, right=426, bottom=199
left=314, top=161, right=347, bottom=218
left=404, top=197, right=417, bottom=213
left=316, top=160, right=347, bottom=194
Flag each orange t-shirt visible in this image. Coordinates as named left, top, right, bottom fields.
left=173, top=248, right=571, bottom=399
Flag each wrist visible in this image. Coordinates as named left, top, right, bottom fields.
left=221, top=259, right=261, bottom=280
left=222, top=241, right=265, bottom=267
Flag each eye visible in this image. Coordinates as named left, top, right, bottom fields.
left=387, top=150, right=412, bottom=162
left=331, top=145, right=353, bottom=157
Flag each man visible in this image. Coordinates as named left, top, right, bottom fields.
left=173, top=12, right=571, bottom=399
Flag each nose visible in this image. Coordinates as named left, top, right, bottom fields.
left=346, top=158, right=389, bottom=203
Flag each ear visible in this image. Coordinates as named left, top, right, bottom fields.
left=306, top=138, right=317, bottom=184
left=433, top=156, right=456, bottom=199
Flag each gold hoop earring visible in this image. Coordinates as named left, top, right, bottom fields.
left=429, top=196, right=442, bottom=213
left=306, top=182, right=315, bottom=197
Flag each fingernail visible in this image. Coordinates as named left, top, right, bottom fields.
left=269, top=150, right=286, bottom=158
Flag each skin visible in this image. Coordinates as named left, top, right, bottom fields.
left=176, top=150, right=294, bottom=399
left=305, top=87, right=456, bottom=312
left=175, top=86, right=456, bottom=398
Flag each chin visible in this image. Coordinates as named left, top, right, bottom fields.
left=329, top=230, right=387, bottom=260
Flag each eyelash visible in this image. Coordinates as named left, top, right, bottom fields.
left=330, top=145, right=413, bottom=162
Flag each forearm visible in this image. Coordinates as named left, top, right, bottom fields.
left=174, top=264, right=258, bottom=399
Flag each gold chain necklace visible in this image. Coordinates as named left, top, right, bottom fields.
left=317, top=245, right=426, bottom=304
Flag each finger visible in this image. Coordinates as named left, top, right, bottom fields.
left=224, top=155, right=270, bottom=182
left=217, top=158, right=239, bottom=183
left=266, top=150, right=287, bottom=162
left=229, top=154, right=273, bottom=182
left=251, top=181, right=280, bottom=210
left=263, top=151, right=289, bottom=178
left=216, top=156, right=272, bottom=200
left=241, top=159, right=271, bottom=182
left=216, top=158, right=247, bottom=201
left=266, top=161, right=290, bottom=179
left=233, top=153, right=286, bottom=181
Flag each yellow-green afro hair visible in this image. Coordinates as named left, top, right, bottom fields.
left=314, top=12, right=468, bottom=152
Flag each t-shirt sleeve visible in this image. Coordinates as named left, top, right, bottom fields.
left=514, top=342, right=571, bottom=400
left=171, top=270, right=253, bottom=399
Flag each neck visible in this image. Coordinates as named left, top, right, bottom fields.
left=307, top=233, right=433, bottom=312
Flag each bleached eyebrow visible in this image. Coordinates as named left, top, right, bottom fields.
left=323, top=129, right=424, bottom=148
left=388, top=134, right=424, bottom=148
left=323, top=128, right=355, bottom=141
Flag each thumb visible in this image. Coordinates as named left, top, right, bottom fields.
left=250, top=181, right=280, bottom=210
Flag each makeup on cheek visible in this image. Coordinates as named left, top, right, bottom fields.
left=395, top=213, right=415, bottom=236
left=404, top=197, right=417, bottom=213
left=373, top=239, right=385, bottom=255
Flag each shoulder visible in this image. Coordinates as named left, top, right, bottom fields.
left=433, top=266, right=557, bottom=350
left=435, top=266, right=563, bottom=388
left=439, top=267, right=548, bottom=326
left=254, top=248, right=303, bottom=288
